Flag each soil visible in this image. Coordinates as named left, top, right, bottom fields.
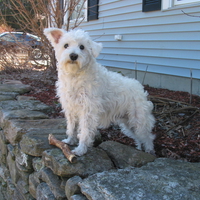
left=0, top=69, right=199, bottom=162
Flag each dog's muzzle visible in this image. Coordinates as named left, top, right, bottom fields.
left=70, top=53, right=78, bottom=61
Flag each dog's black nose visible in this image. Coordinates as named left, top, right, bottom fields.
left=70, top=53, right=78, bottom=61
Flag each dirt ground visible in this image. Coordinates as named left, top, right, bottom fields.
left=1, top=68, right=199, bottom=162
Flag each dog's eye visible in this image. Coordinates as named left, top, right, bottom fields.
left=80, top=45, right=84, bottom=50
left=64, top=44, right=69, bottom=48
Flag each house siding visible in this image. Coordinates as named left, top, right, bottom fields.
left=78, top=0, right=200, bottom=93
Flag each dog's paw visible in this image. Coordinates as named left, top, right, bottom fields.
left=62, top=137, right=78, bottom=145
left=72, top=144, right=87, bottom=156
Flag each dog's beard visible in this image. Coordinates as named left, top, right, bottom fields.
left=59, top=58, right=82, bottom=74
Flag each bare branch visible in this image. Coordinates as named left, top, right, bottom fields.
left=181, top=10, right=200, bottom=18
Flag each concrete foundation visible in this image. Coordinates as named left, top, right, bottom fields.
left=107, top=67, right=200, bottom=96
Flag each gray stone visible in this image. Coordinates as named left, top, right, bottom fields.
left=7, top=152, right=20, bottom=184
left=0, top=92, right=18, bottom=97
left=2, top=80, right=22, bottom=84
left=17, top=170, right=30, bottom=184
left=65, top=176, right=82, bottom=199
left=99, top=141, right=156, bottom=168
left=13, top=191, right=35, bottom=200
left=0, top=95, right=15, bottom=101
left=0, top=131, right=8, bottom=164
left=79, top=158, right=200, bottom=200
left=36, top=182, right=56, bottom=200
left=16, top=178, right=29, bottom=195
left=20, top=128, right=66, bottom=156
left=4, top=120, right=26, bottom=145
left=17, top=96, right=36, bottom=101
left=3, top=118, right=66, bottom=145
left=29, top=172, right=41, bottom=198
left=32, top=157, right=44, bottom=172
left=0, top=99, right=52, bottom=114
left=0, top=109, right=49, bottom=126
left=60, top=177, right=68, bottom=190
left=70, top=194, right=88, bottom=200
left=0, top=164, right=10, bottom=183
left=0, top=176, right=7, bottom=200
left=16, top=151, right=34, bottom=173
left=0, top=83, right=31, bottom=94
left=7, top=144, right=16, bottom=159
left=6, top=178, right=16, bottom=199
left=40, top=167, right=66, bottom=200
left=42, top=147, right=114, bottom=178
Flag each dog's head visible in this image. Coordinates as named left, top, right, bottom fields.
left=44, top=28, right=102, bottom=73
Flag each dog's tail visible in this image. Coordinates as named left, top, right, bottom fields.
left=129, top=92, right=155, bottom=152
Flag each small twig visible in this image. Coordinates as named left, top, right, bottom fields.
left=149, top=96, right=192, bottom=106
left=190, top=69, right=193, bottom=104
left=142, top=65, right=148, bottom=85
left=166, top=110, right=199, bottom=133
left=135, top=61, right=137, bottom=80
left=157, top=106, right=199, bottom=116
left=181, top=10, right=200, bottom=18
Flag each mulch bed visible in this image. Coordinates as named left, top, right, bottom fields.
left=1, top=70, right=199, bottom=162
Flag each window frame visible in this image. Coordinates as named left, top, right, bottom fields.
left=174, top=0, right=200, bottom=5
left=142, top=0, right=161, bottom=12
left=162, top=0, right=200, bottom=10
left=87, top=0, right=99, bottom=21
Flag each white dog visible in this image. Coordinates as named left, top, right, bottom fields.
left=44, top=28, right=155, bottom=156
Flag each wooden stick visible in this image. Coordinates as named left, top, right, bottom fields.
left=142, top=65, right=148, bottom=85
left=48, top=134, right=77, bottom=163
left=149, top=95, right=191, bottom=106
left=166, top=110, right=199, bottom=133
left=190, top=69, right=193, bottom=104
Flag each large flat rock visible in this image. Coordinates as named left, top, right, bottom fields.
left=39, top=167, right=66, bottom=199
left=79, top=158, right=200, bottom=200
left=3, top=118, right=66, bottom=145
left=0, top=84, right=31, bottom=94
left=20, top=128, right=66, bottom=156
left=0, top=99, right=51, bottom=113
left=0, top=100, right=52, bottom=128
left=99, top=141, right=156, bottom=168
left=42, top=147, right=114, bottom=178
left=0, top=109, right=49, bottom=124
left=36, top=182, right=56, bottom=200
left=0, top=95, right=16, bottom=101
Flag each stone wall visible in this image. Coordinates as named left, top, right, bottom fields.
left=0, top=81, right=199, bottom=200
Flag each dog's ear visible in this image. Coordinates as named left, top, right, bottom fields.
left=44, top=28, right=65, bottom=46
left=91, top=41, right=103, bottom=58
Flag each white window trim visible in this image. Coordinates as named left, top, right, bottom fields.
left=162, top=0, right=200, bottom=10
left=174, top=0, right=200, bottom=5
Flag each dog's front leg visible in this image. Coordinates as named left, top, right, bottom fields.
left=72, top=112, right=98, bottom=156
left=62, top=113, right=78, bottom=145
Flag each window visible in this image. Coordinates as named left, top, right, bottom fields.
left=163, top=0, right=200, bottom=10
left=63, top=0, right=99, bottom=26
left=88, top=0, right=99, bottom=21
left=70, top=0, right=99, bottom=21
left=142, top=0, right=161, bottom=12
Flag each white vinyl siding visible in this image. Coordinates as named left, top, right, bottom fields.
left=78, top=0, right=200, bottom=79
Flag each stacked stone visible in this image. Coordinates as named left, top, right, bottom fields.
left=0, top=81, right=199, bottom=200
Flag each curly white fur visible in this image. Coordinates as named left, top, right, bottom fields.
left=44, top=28, right=155, bottom=156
